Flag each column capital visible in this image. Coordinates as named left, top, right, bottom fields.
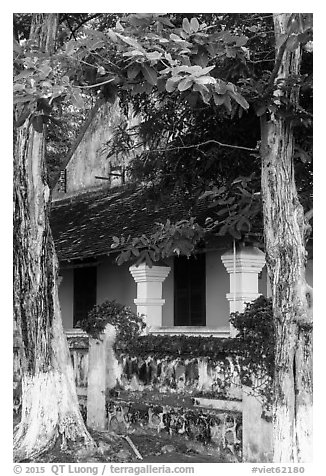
left=129, top=263, right=171, bottom=282
left=221, top=246, right=265, bottom=274
left=134, top=298, right=165, bottom=306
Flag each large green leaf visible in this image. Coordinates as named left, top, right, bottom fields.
left=178, top=77, right=193, bottom=91
left=190, top=17, right=200, bottom=33
left=127, top=64, right=141, bottom=80
left=214, top=81, right=227, bottom=94
left=170, top=33, right=183, bottom=42
left=14, top=69, right=35, bottom=81
left=213, top=93, right=226, bottom=106
left=182, top=18, right=191, bottom=34
left=194, top=76, right=216, bottom=85
left=115, top=32, right=145, bottom=52
left=165, top=77, right=181, bottom=92
left=146, top=51, right=162, bottom=62
left=142, top=64, right=158, bottom=86
left=229, top=91, right=249, bottom=110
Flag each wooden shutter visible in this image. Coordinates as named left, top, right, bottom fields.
left=73, top=266, right=97, bottom=327
left=174, top=254, right=206, bottom=326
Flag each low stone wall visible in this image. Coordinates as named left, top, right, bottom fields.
left=106, top=398, right=242, bottom=459
left=116, top=354, right=242, bottom=401
left=66, top=331, right=273, bottom=462
left=67, top=332, right=243, bottom=459
left=67, top=334, right=242, bottom=401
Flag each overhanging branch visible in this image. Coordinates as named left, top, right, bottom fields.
left=146, top=139, right=258, bottom=154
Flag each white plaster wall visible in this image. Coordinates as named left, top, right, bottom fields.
left=259, top=266, right=269, bottom=297
left=97, top=257, right=136, bottom=311
left=58, top=268, right=74, bottom=329
left=53, top=101, right=142, bottom=198
left=162, top=258, right=174, bottom=327
left=59, top=259, right=137, bottom=330
left=65, top=101, right=121, bottom=195
left=206, top=250, right=230, bottom=328
left=306, top=259, right=313, bottom=287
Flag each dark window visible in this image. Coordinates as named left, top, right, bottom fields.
left=174, top=254, right=206, bottom=326
left=73, top=266, right=97, bottom=327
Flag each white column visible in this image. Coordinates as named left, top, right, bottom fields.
left=129, top=263, right=171, bottom=330
left=221, top=245, right=265, bottom=336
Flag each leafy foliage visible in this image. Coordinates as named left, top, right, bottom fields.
left=13, top=13, right=312, bottom=213
left=201, top=173, right=262, bottom=240
left=118, top=333, right=235, bottom=360
left=13, top=14, right=252, bottom=131
left=111, top=217, right=205, bottom=266
left=77, top=300, right=146, bottom=345
left=78, top=295, right=274, bottom=404
left=120, top=296, right=274, bottom=371
left=231, top=296, right=274, bottom=379
left=107, top=296, right=274, bottom=410
left=231, top=296, right=274, bottom=414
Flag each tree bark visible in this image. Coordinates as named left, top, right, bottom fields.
left=260, top=13, right=313, bottom=463
left=13, top=14, right=94, bottom=461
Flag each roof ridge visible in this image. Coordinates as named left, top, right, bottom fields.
left=51, top=182, right=140, bottom=207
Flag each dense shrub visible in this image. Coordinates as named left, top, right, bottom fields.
left=121, top=333, right=235, bottom=359
left=115, top=296, right=274, bottom=373
left=231, top=295, right=274, bottom=415
left=230, top=295, right=274, bottom=381
left=77, top=300, right=146, bottom=348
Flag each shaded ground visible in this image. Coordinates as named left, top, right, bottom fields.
left=14, top=407, right=238, bottom=464
left=29, top=429, right=237, bottom=464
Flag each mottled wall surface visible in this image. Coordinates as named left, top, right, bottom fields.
left=67, top=336, right=242, bottom=401
left=242, top=386, right=273, bottom=462
left=116, top=354, right=242, bottom=401
left=65, top=100, right=120, bottom=194
left=68, top=334, right=242, bottom=458
left=53, top=99, right=141, bottom=199
left=106, top=399, right=242, bottom=458
left=68, top=334, right=275, bottom=462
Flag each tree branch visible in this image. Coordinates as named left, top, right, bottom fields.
left=146, top=139, right=258, bottom=154
left=79, top=78, right=115, bottom=89
left=66, top=14, right=101, bottom=39
left=63, top=14, right=77, bottom=41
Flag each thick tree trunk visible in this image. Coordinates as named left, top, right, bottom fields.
left=13, top=14, right=94, bottom=461
left=260, top=14, right=313, bottom=463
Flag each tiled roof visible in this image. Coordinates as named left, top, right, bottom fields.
left=51, top=184, right=224, bottom=262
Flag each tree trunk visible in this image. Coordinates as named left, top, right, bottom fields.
left=13, top=14, right=94, bottom=461
left=260, top=13, right=313, bottom=463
